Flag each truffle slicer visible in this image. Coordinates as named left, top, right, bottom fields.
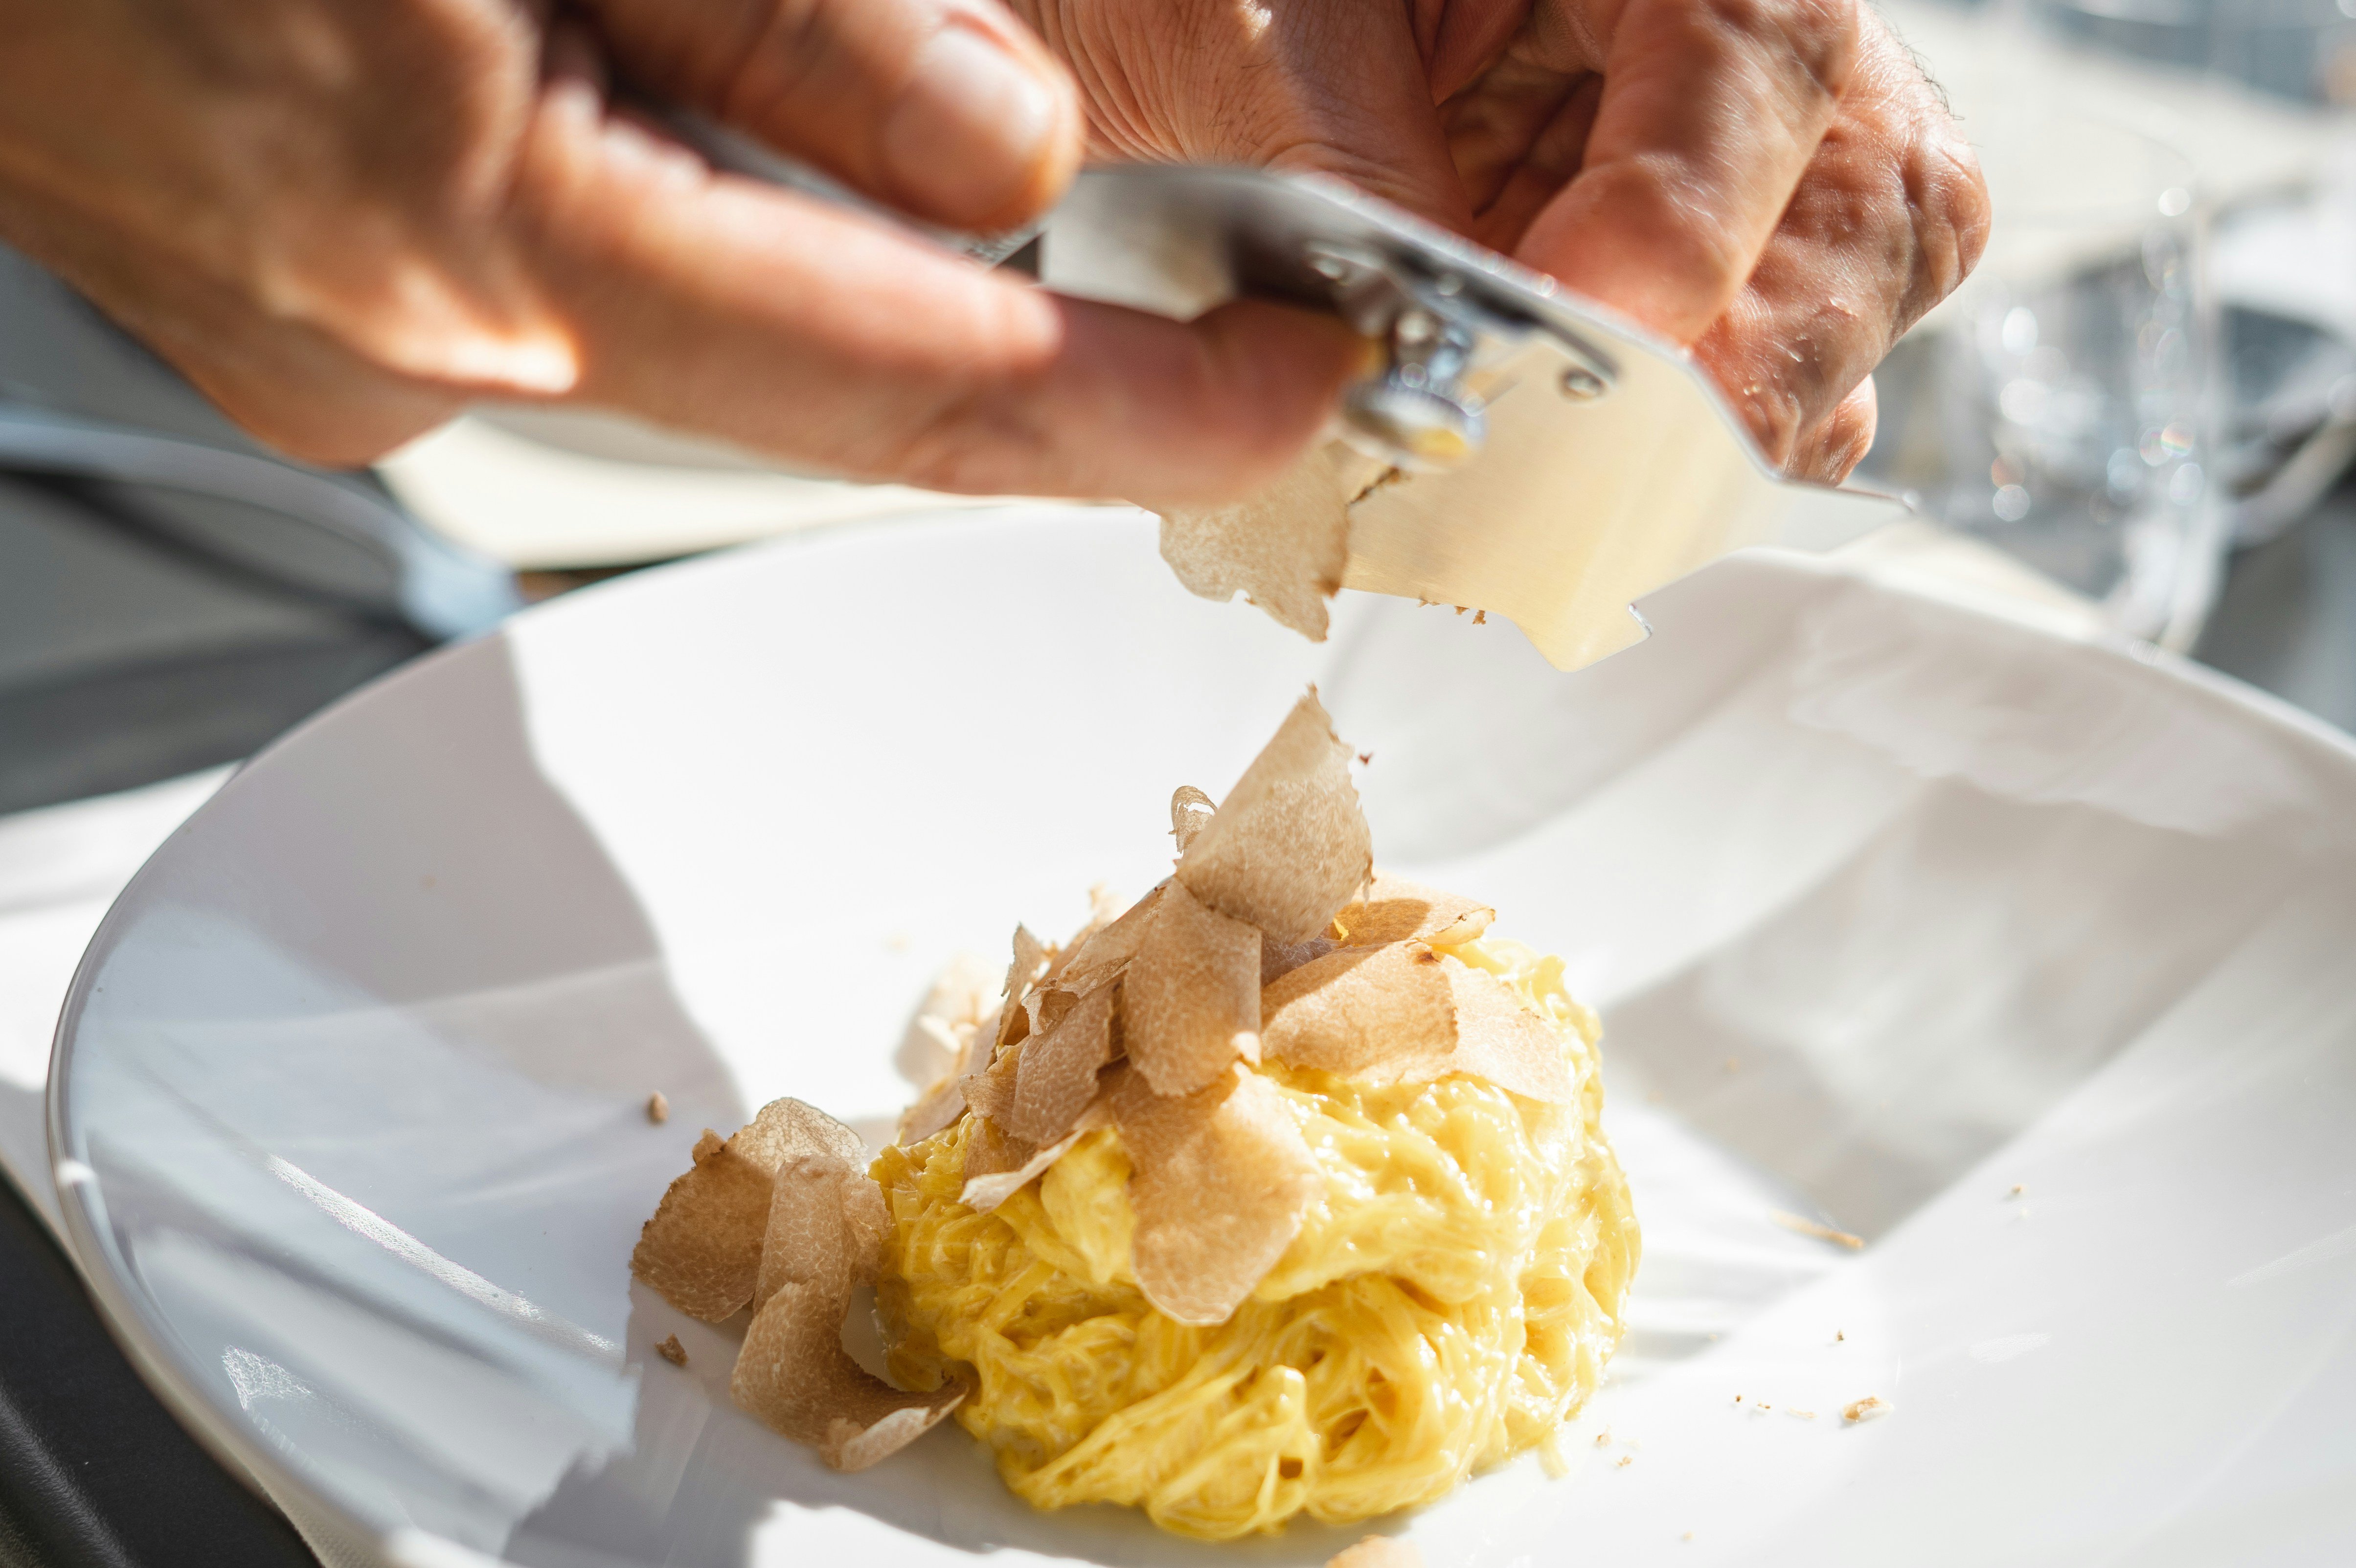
left=1041, top=165, right=1909, bottom=672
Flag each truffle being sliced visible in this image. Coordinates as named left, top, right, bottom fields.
left=1111, top=1065, right=1319, bottom=1325
left=1155, top=444, right=1362, bottom=641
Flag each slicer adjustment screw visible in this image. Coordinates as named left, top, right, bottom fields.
left=1560, top=366, right=1607, bottom=400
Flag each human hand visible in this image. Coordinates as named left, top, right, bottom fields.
left=0, top=0, right=1361, bottom=502
left=1010, top=0, right=1991, bottom=482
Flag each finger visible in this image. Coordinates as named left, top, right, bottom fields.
left=586, top=0, right=1083, bottom=233
left=510, top=78, right=1361, bottom=503
left=1802, top=375, right=1877, bottom=482
left=1688, top=17, right=1986, bottom=472
left=1017, top=0, right=1471, bottom=228
left=1514, top=0, right=1863, bottom=343
left=1447, top=70, right=1602, bottom=254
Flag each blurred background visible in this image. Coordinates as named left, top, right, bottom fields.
left=1, top=3, right=2352, bottom=1561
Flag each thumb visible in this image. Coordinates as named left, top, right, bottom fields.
left=587, top=0, right=1084, bottom=233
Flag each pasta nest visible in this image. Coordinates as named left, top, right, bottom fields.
left=872, top=935, right=1638, bottom=1540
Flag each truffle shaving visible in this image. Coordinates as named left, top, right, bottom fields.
left=1008, top=981, right=1119, bottom=1144
left=898, top=1072, right=969, bottom=1147
left=960, top=1098, right=1112, bottom=1212
left=1445, top=963, right=1579, bottom=1104
left=960, top=1108, right=1039, bottom=1181
left=1259, top=942, right=1459, bottom=1085
left=630, top=1097, right=866, bottom=1320
left=1336, top=873, right=1495, bottom=949
left=1123, top=879, right=1263, bottom=1096
left=1261, top=944, right=1577, bottom=1104
left=752, top=1153, right=889, bottom=1310
left=1170, top=785, right=1217, bottom=855
left=1155, top=445, right=1358, bottom=641
left=731, top=1156, right=964, bottom=1471
left=1055, top=884, right=1164, bottom=996
left=996, top=924, right=1050, bottom=1047
left=1111, top=1066, right=1319, bottom=1325
left=1176, top=692, right=1372, bottom=945
left=1260, top=931, right=1337, bottom=986
left=960, top=1047, right=1024, bottom=1137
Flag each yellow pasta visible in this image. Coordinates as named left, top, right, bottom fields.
left=872, top=934, right=1639, bottom=1540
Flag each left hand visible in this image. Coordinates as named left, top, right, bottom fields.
left=1009, top=0, right=1990, bottom=482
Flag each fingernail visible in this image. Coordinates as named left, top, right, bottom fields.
left=882, top=23, right=1059, bottom=227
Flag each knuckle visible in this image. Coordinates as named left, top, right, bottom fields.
left=1805, top=383, right=1878, bottom=482
left=1900, top=128, right=1992, bottom=323
left=1696, top=0, right=1862, bottom=104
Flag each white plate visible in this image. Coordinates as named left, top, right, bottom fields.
left=49, top=507, right=2356, bottom=1568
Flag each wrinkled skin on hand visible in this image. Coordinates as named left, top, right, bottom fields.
left=0, top=0, right=1359, bottom=500
left=0, top=0, right=1982, bottom=496
left=1012, top=0, right=1992, bottom=480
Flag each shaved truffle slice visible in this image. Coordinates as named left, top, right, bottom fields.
left=735, top=1096, right=866, bottom=1169
left=1446, top=963, right=1578, bottom=1104
left=732, top=1158, right=963, bottom=1471
left=1123, top=879, right=1263, bottom=1096
left=1024, top=981, right=1080, bottom=1040
left=1009, top=981, right=1118, bottom=1145
left=1056, top=884, right=1164, bottom=996
left=959, top=1110, right=1035, bottom=1184
left=996, top=925, right=1050, bottom=1048
left=1261, top=931, right=1337, bottom=986
left=1336, top=873, right=1495, bottom=949
left=1111, top=1066, right=1319, bottom=1325
left=1177, top=692, right=1372, bottom=945
left=630, top=1097, right=867, bottom=1320
left=959, top=1098, right=1112, bottom=1212
left=1155, top=444, right=1359, bottom=641
left=1170, top=785, right=1217, bottom=855
left=960, top=1040, right=1023, bottom=1127
left=899, top=1074, right=968, bottom=1147
left=753, top=1155, right=891, bottom=1311
left=1261, top=945, right=1578, bottom=1103
left=1260, top=942, right=1459, bottom=1085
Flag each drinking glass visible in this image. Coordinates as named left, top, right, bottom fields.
left=1858, top=110, right=2219, bottom=645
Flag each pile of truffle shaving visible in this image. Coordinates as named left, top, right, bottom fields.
left=631, top=1095, right=967, bottom=1470
left=628, top=689, right=1582, bottom=1477
left=900, top=689, right=1581, bottom=1329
